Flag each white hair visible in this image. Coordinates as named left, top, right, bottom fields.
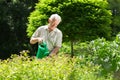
left=49, top=14, right=62, bottom=23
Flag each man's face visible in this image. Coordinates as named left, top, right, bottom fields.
left=48, top=19, right=59, bottom=31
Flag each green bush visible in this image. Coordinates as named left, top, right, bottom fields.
left=88, top=38, right=120, bottom=74
left=60, top=33, right=120, bottom=76
left=0, top=54, right=113, bottom=80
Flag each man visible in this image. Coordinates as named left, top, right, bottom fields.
left=30, top=14, right=62, bottom=57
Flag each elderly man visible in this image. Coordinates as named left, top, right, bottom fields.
left=30, top=14, right=62, bottom=57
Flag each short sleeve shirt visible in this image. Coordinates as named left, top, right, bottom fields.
left=31, top=25, right=62, bottom=51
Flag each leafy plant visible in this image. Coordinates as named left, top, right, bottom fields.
left=0, top=54, right=113, bottom=80
left=61, top=35, right=120, bottom=77
left=89, top=38, right=120, bottom=74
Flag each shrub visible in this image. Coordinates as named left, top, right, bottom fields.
left=0, top=54, right=113, bottom=80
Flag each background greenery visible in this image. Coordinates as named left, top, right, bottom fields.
left=0, top=0, right=38, bottom=59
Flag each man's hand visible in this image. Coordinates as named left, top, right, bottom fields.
left=48, top=47, right=60, bottom=57
left=37, top=37, right=43, bottom=43
left=30, top=37, right=43, bottom=44
left=49, top=53, right=55, bottom=57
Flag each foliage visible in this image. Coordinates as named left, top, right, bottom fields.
left=0, top=0, right=38, bottom=59
left=107, top=0, right=120, bottom=37
left=89, top=38, right=120, bottom=74
left=0, top=53, right=113, bottom=80
left=62, top=34, right=120, bottom=75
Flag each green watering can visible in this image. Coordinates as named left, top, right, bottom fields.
left=36, top=42, right=50, bottom=59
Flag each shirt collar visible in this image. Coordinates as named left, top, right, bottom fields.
left=44, top=25, right=57, bottom=32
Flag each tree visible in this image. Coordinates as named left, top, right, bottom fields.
left=107, top=0, right=120, bottom=37
left=0, top=0, right=38, bottom=59
left=27, top=0, right=112, bottom=57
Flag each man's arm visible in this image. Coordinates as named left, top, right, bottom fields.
left=49, top=46, right=60, bottom=57
left=48, top=31, right=62, bottom=57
